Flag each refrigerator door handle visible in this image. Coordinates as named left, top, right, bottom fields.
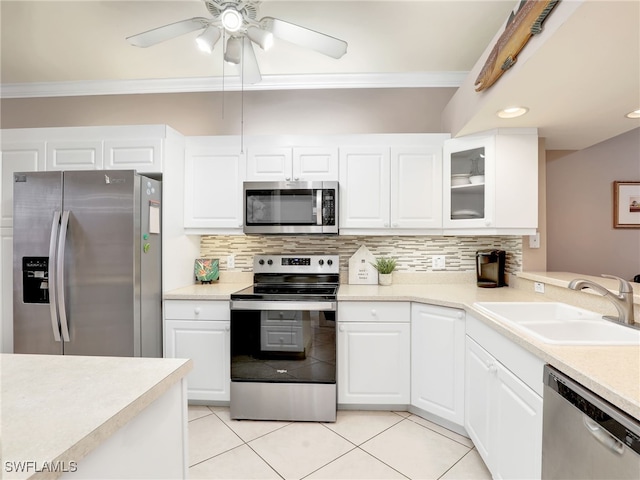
left=48, top=211, right=62, bottom=342
left=57, top=210, right=71, bottom=342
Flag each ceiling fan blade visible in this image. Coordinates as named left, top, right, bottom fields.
left=261, top=17, right=347, bottom=59
left=242, top=37, right=262, bottom=84
left=127, top=17, right=210, bottom=47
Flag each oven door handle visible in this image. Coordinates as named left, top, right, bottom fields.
left=230, top=300, right=337, bottom=311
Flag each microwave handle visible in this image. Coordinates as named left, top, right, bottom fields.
left=316, top=189, right=323, bottom=225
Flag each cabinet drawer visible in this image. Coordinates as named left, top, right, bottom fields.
left=338, top=301, right=410, bottom=322
left=164, top=300, right=230, bottom=321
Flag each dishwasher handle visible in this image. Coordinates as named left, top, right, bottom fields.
left=583, top=415, right=625, bottom=455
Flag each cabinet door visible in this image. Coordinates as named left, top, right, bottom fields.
left=443, top=135, right=494, bottom=229
left=1, top=228, right=13, bottom=353
left=246, top=147, right=292, bottom=181
left=337, top=322, right=410, bottom=405
left=104, top=138, right=163, bottom=173
left=493, top=364, right=543, bottom=480
left=46, top=140, right=104, bottom=171
left=464, top=336, right=496, bottom=466
left=339, top=147, right=390, bottom=229
left=164, top=319, right=230, bottom=402
left=1, top=142, right=45, bottom=227
left=184, top=147, right=245, bottom=231
left=391, top=146, right=442, bottom=229
left=293, top=147, right=339, bottom=181
left=411, top=304, right=464, bottom=426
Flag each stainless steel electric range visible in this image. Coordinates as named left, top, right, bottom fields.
left=229, top=254, right=339, bottom=422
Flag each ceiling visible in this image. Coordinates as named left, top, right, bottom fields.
left=1, top=0, right=639, bottom=150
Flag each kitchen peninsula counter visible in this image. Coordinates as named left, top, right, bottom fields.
left=1, top=354, right=192, bottom=480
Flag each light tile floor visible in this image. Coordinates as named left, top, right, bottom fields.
left=188, top=406, right=491, bottom=480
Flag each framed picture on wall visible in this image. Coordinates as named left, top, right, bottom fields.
left=613, top=181, right=640, bottom=228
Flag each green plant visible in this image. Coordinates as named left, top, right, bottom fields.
left=371, top=257, right=397, bottom=274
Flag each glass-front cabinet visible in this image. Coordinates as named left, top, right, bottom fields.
left=443, top=130, right=538, bottom=234
left=444, top=136, right=495, bottom=229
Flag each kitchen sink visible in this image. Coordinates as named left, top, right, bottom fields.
left=473, top=302, right=640, bottom=345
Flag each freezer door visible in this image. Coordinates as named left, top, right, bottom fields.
left=61, top=171, right=140, bottom=356
left=13, top=172, right=64, bottom=354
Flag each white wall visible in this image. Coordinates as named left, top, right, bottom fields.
left=546, top=128, right=640, bottom=280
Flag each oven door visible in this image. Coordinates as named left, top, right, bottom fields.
left=230, top=300, right=336, bottom=384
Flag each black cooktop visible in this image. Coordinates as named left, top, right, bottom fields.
left=231, top=283, right=338, bottom=301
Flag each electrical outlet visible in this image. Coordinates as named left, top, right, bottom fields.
left=529, top=233, right=541, bottom=249
left=227, top=255, right=235, bottom=269
left=534, top=282, right=545, bottom=293
left=432, top=255, right=446, bottom=270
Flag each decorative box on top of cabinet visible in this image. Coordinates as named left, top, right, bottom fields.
left=339, top=135, right=448, bottom=235
left=443, top=128, right=538, bottom=235
left=246, top=146, right=338, bottom=181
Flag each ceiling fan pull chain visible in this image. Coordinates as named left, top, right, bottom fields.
left=221, top=30, right=226, bottom=120
left=240, top=37, right=245, bottom=154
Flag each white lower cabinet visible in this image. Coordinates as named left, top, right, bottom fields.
left=465, top=315, right=544, bottom=480
left=410, top=303, right=465, bottom=427
left=164, top=300, right=230, bottom=403
left=337, top=302, right=410, bottom=405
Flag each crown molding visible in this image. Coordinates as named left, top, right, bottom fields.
left=0, top=71, right=467, bottom=99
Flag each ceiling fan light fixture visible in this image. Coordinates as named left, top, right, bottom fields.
left=625, top=109, right=640, bottom=119
left=247, top=26, right=273, bottom=51
left=224, top=36, right=242, bottom=64
left=221, top=8, right=243, bottom=32
left=195, top=25, right=221, bottom=53
left=497, top=106, right=529, bottom=119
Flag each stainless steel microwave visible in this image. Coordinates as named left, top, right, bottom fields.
left=243, top=181, right=338, bottom=234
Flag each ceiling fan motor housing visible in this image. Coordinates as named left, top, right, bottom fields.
left=205, top=0, right=260, bottom=30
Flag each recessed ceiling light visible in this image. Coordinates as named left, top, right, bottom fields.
left=625, top=109, right=640, bottom=119
left=497, top=106, right=529, bottom=119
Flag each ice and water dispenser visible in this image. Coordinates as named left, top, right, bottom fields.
left=22, top=257, right=50, bottom=303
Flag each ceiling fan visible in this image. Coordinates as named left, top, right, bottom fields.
left=126, top=0, right=348, bottom=84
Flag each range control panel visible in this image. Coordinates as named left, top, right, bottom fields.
left=253, top=255, right=339, bottom=274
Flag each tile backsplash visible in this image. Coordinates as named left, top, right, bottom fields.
left=200, top=235, right=522, bottom=274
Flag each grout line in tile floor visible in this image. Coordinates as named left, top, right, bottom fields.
left=188, top=406, right=491, bottom=480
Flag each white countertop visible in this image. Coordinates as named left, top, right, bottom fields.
left=1, top=354, right=192, bottom=480
left=337, top=282, right=640, bottom=420
left=164, top=274, right=639, bottom=420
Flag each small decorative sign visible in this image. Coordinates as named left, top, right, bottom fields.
left=348, top=245, right=378, bottom=285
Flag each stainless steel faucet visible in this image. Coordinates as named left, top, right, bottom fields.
left=568, top=274, right=636, bottom=327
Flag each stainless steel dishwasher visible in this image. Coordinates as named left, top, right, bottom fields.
left=542, top=365, right=640, bottom=479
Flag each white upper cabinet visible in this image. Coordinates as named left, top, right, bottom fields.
left=339, top=136, right=446, bottom=234
left=443, top=129, right=538, bottom=234
left=104, top=138, right=163, bottom=173
left=391, top=146, right=442, bottom=229
left=247, top=146, right=338, bottom=181
left=183, top=139, right=246, bottom=233
left=0, top=142, right=46, bottom=228
left=339, top=146, right=390, bottom=230
left=46, top=141, right=104, bottom=170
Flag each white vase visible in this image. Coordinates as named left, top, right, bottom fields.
left=378, top=273, right=392, bottom=286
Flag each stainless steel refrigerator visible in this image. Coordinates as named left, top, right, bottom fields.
left=13, top=170, right=162, bottom=357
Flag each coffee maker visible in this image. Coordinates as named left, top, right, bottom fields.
left=476, top=249, right=506, bottom=288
